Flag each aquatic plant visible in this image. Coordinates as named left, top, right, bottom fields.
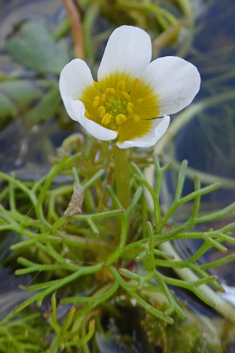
left=1, top=0, right=235, bottom=352
left=1, top=142, right=235, bottom=351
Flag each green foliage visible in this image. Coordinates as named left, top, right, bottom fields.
left=45, top=293, right=95, bottom=353
left=0, top=311, right=48, bottom=353
left=141, top=301, right=225, bottom=353
left=24, top=82, right=61, bottom=125
left=0, top=20, right=70, bottom=127
left=0, top=91, right=17, bottom=118
left=6, top=21, right=70, bottom=75
left=100, top=0, right=183, bottom=31
left=0, top=139, right=235, bottom=351
left=0, top=78, right=60, bottom=125
left=0, top=80, right=42, bottom=111
left=80, top=0, right=197, bottom=65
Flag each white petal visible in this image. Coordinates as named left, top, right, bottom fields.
left=59, top=59, right=94, bottom=102
left=98, top=26, right=152, bottom=82
left=59, top=59, right=117, bottom=141
left=64, top=97, right=117, bottom=141
left=116, top=115, right=170, bottom=149
left=139, top=56, right=201, bottom=116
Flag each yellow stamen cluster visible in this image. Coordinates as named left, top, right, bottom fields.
left=90, top=79, right=143, bottom=130
left=81, top=74, right=160, bottom=143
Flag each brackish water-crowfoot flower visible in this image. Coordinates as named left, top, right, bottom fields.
left=59, top=26, right=200, bottom=149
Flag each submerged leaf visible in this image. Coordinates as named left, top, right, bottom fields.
left=0, top=79, right=42, bottom=110
left=6, top=21, right=70, bottom=75
left=24, top=83, right=60, bottom=125
left=0, top=93, right=16, bottom=118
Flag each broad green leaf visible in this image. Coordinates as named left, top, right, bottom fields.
left=6, top=21, right=70, bottom=75
left=0, top=80, right=42, bottom=109
left=0, top=93, right=17, bottom=118
left=0, top=79, right=61, bottom=123
left=25, top=83, right=61, bottom=125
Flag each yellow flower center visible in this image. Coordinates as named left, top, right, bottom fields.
left=80, top=72, right=160, bottom=143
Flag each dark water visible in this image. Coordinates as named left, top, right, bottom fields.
left=163, top=0, right=235, bottom=287
left=0, top=0, right=69, bottom=312
left=176, top=0, right=235, bottom=203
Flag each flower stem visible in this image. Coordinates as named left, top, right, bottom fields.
left=112, top=144, right=130, bottom=210
left=112, top=144, right=130, bottom=244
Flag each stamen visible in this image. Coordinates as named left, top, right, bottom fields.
left=93, top=96, right=100, bottom=108
left=152, top=111, right=160, bottom=117
left=105, top=88, right=111, bottom=95
left=117, top=80, right=126, bottom=91
left=133, top=78, right=139, bottom=89
left=110, top=123, right=118, bottom=131
left=127, top=102, right=134, bottom=114
left=116, top=114, right=127, bottom=125
left=121, top=91, right=131, bottom=102
left=100, top=94, right=106, bottom=105
left=136, top=98, right=143, bottom=105
left=133, top=115, right=140, bottom=122
left=98, top=106, right=106, bottom=117
left=93, top=81, right=100, bottom=90
left=102, top=113, right=112, bottom=125
left=81, top=72, right=161, bottom=142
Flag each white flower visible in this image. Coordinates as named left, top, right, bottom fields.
left=59, top=26, right=201, bottom=149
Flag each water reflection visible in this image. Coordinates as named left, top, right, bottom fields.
left=0, top=0, right=63, bottom=47
left=0, top=0, right=68, bottom=312
left=168, top=0, right=235, bottom=286
left=174, top=0, right=235, bottom=202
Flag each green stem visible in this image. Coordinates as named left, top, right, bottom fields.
left=112, top=144, right=130, bottom=209
left=112, top=144, right=131, bottom=245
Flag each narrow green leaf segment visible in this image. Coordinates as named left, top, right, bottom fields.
left=1, top=148, right=235, bottom=351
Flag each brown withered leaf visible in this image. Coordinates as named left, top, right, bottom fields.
left=64, top=182, right=84, bottom=216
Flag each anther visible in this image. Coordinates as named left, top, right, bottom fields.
left=136, top=98, right=143, bottom=105
left=127, top=102, right=134, bottom=114
left=116, top=114, right=127, bottom=125
left=110, top=88, right=116, bottom=95
left=98, top=106, right=106, bottom=117
left=100, top=94, right=106, bottom=105
left=93, top=81, right=100, bottom=90
left=105, top=88, right=111, bottom=95
left=133, top=115, right=140, bottom=122
left=152, top=111, right=160, bottom=117
left=121, top=91, right=131, bottom=102
left=92, top=96, right=100, bottom=108
left=85, top=109, right=90, bottom=118
left=132, top=78, right=139, bottom=89
left=102, top=113, right=112, bottom=125
left=117, top=80, right=126, bottom=91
